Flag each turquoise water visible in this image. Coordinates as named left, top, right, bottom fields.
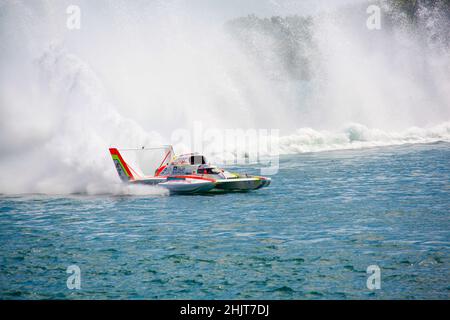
left=0, top=142, right=449, bottom=299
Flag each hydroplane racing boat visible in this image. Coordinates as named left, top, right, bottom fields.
left=109, top=146, right=271, bottom=194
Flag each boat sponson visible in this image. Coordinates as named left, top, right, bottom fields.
left=214, top=177, right=267, bottom=191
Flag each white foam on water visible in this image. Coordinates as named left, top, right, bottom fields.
left=277, top=122, right=450, bottom=154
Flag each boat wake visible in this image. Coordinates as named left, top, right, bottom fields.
left=277, top=122, right=450, bottom=154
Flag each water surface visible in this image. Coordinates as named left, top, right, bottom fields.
left=0, top=142, right=449, bottom=299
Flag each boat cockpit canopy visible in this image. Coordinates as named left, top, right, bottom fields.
left=190, top=155, right=207, bottom=165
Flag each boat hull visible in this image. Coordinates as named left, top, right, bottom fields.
left=158, top=179, right=216, bottom=194
left=127, top=174, right=271, bottom=194
left=214, top=177, right=271, bottom=191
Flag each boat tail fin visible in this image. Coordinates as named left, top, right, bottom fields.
left=109, top=148, right=135, bottom=181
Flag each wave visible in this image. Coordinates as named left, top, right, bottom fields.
left=278, top=122, right=450, bottom=154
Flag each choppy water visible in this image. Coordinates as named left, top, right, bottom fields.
left=0, top=142, right=449, bottom=299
